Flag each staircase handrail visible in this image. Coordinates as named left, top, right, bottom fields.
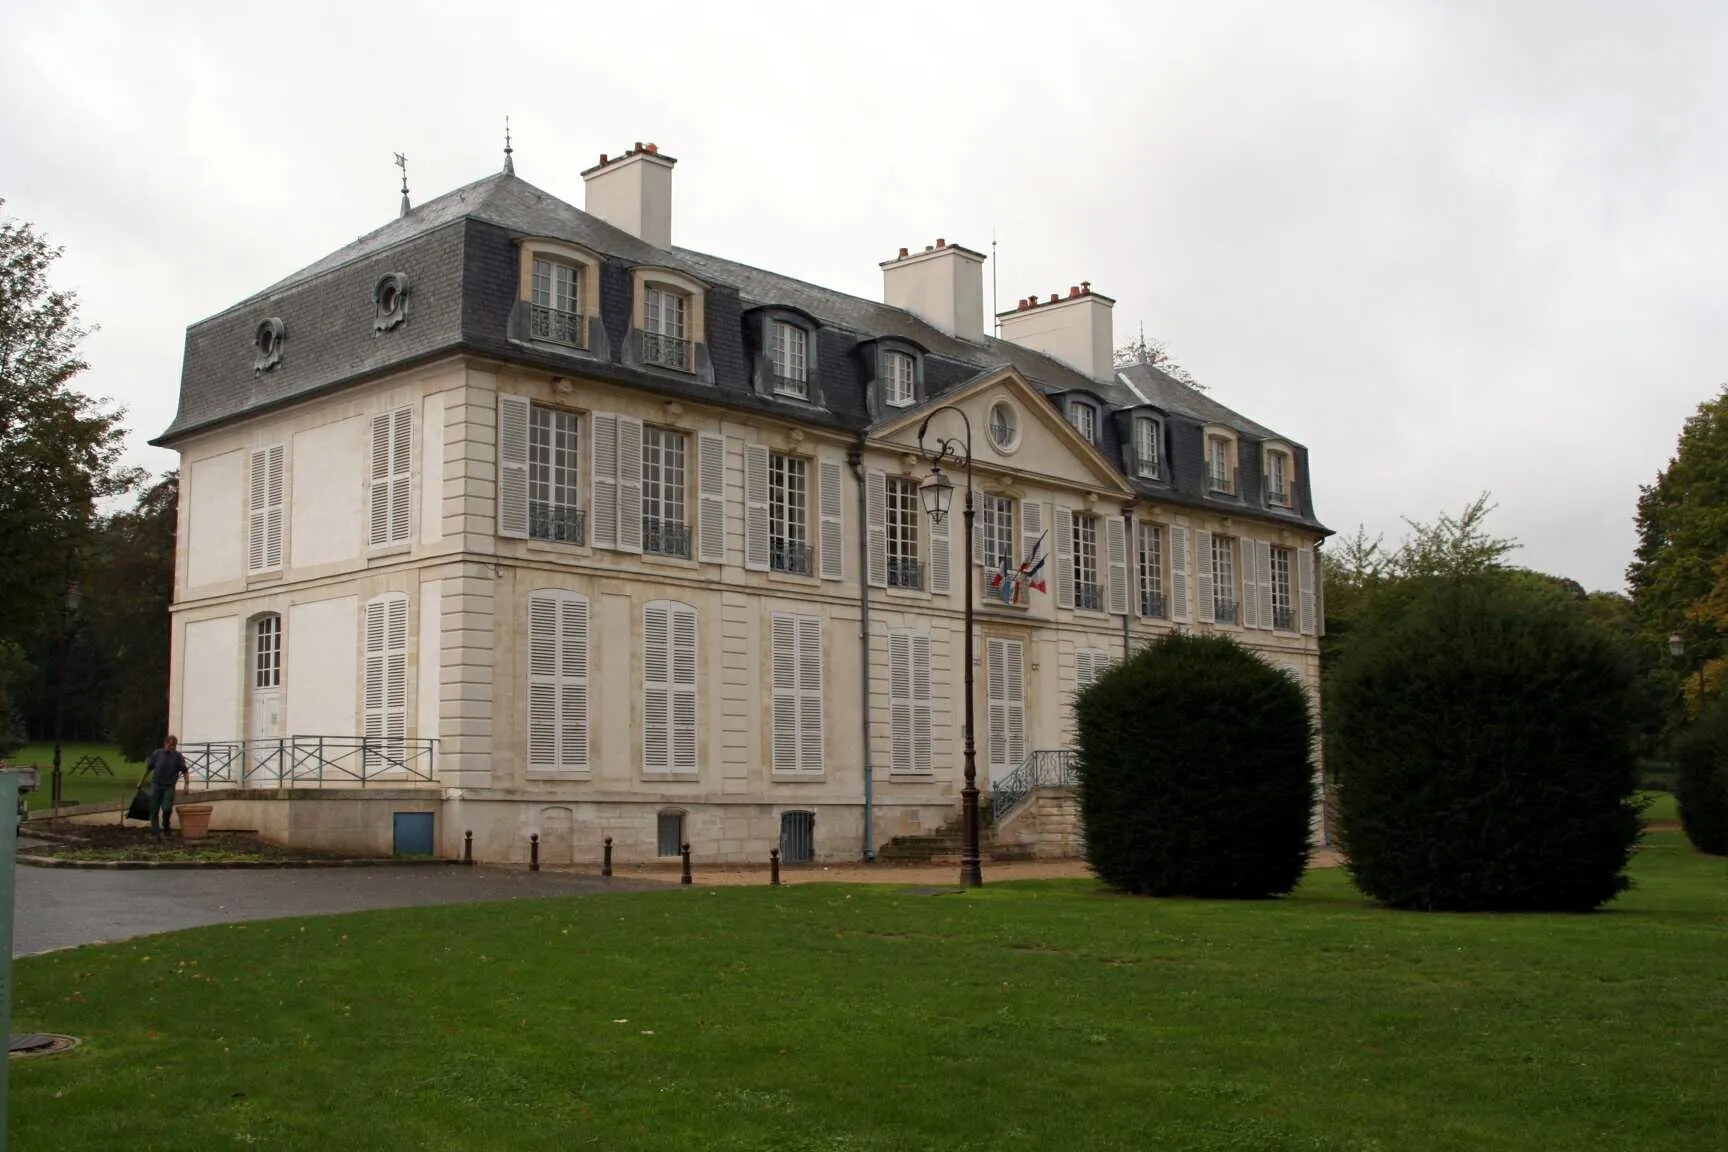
left=989, top=749, right=1078, bottom=823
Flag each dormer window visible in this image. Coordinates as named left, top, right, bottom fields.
left=643, top=284, right=689, bottom=370
left=1264, top=446, right=1294, bottom=507
left=531, top=258, right=583, bottom=347
left=1133, top=416, right=1162, bottom=479
left=1206, top=432, right=1238, bottom=495
left=883, top=350, right=915, bottom=407
left=770, top=320, right=809, bottom=399
left=1068, top=400, right=1097, bottom=442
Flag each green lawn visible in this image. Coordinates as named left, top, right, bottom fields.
left=12, top=834, right=1728, bottom=1151
left=7, top=741, right=144, bottom=810
left=1642, top=789, right=1679, bottom=823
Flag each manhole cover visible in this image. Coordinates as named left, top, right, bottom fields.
left=8, top=1033, right=80, bottom=1058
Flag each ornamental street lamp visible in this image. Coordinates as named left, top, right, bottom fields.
left=917, top=407, right=982, bottom=888
left=1670, top=632, right=1706, bottom=710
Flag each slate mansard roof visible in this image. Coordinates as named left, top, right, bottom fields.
left=161, top=170, right=1326, bottom=533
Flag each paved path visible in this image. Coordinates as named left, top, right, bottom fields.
left=13, top=864, right=663, bottom=958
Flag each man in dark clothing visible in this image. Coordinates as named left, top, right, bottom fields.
left=146, top=736, right=190, bottom=840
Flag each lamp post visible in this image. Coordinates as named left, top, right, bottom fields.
left=50, top=581, right=79, bottom=818
left=1669, top=632, right=1705, bottom=712
left=917, top=407, right=982, bottom=888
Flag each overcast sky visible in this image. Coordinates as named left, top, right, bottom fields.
left=4, top=0, right=1722, bottom=593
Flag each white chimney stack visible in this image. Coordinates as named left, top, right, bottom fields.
left=880, top=239, right=986, bottom=341
left=581, top=142, right=676, bottom=249
left=996, top=283, right=1116, bottom=383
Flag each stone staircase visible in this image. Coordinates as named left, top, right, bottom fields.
left=875, top=808, right=1036, bottom=863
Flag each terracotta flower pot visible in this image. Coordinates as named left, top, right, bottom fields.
left=177, top=804, right=214, bottom=842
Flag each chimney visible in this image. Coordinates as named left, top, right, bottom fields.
left=581, top=142, right=677, bottom=249
left=879, top=240, right=987, bottom=340
left=996, top=282, right=1116, bottom=382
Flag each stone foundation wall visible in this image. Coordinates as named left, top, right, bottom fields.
left=993, top=787, right=1084, bottom=859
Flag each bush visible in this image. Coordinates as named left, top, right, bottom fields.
left=1329, top=577, right=1643, bottom=912
left=1673, top=702, right=1728, bottom=855
left=1075, top=633, right=1315, bottom=898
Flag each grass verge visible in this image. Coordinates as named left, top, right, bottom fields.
left=7, top=741, right=145, bottom=810
left=11, top=833, right=1728, bottom=1151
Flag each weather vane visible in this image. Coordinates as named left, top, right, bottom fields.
left=503, top=116, right=514, bottom=175
left=395, top=152, right=410, bottom=217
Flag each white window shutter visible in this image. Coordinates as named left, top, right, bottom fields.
left=1195, top=529, right=1216, bottom=624
left=590, top=413, right=619, bottom=550
left=1074, top=649, right=1095, bottom=695
left=527, top=593, right=558, bottom=772
left=972, top=507, right=985, bottom=568
left=363, top=599, right=386, bottom=743
left=389, top=408, right=412, bottom=544
left=1021, top=499, right=1043, bottom=568
left=819, top=459, right=844, bottom=581
left=363, top=595, right=409, bottom=760
left=797, top=614, right=823, bottom=772
left=1298, top=547, right=1317, bottom=636
left=642, top=603, right=671, bottom=772
left=265, top=445, right=285, bottom=571
left=865, top=469, right=887, bottom=588
left=1262, top=542, right=1277, bottom=629
left=1005, top=638, right=1026, bottom=766
left=911, top=632, right=932, bottom=773
left=697, top=433, right=727, bottom=564
left=1053, top=507, right=1075, bottom=609
left=744, top=444, right=770, bottom=572
left=616, top=415, right=644, bottom=554
left=559, top=594, right=590, bottom=771
left=889, top=631, right=912, bottom=775
left=1170, top=527, right=1192, bottom=624
left=671, top=604, right=698, bottom=771
left=928, top=498, right=951, bottom=595
left=770, top=613, right=797, bottom=770
left=1105, top=515, right=1128, bottom=615
left=368, top=413, right=392, bottom=546
left=496, top=394, right=531, bottom=539
left=987, top=638, right=1008, bottom=778
left=1240, top=538, right=1262, bottom=629
left=248, top=449, right=268, bottom=574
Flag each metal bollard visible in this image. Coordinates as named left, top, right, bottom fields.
left=530, top=833, right=540, bottom=872
left=602, top=836, right=613, bottom=878
left=770, top=847, right=781, bottom=886
left=463, top=829, right=473, bottom=866
left=680, top=841, right=692, bottom=886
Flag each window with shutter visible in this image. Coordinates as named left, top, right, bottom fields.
left=986, top=637, right=1026, bottom=782
left=1137, top=523, right=1167, bottom=618
left=864, top=468, right=887, bottom=588
left=527, top=589, right=590, bottom=775
left=885, top=477, right=922, bottom=590
left=1053, top=507, right=1075, bottom=609
left=1195, top=529, right=1216, bottom=624
left=643, top=601, right=698, bottom=773
left=769, top=453, right=812, bottom=575
left=527, top=403, right=582, bottom=543
left=641, top=426, right=689, bottom=558
left=496, top=394, right=531, bottom=539
left=770, top=612, right=823, bottom=772
left=1134, top=417, right=1162, bottom=478
left=368, top=408, right=412, bottom=547
left=1106, top=515, right=1128, bottom=615
left=248, top=444, right=285, bottom=574
left=744, top=443, right=770, bottom=571
left=616, top=415, right=644, bottom=554
left=1210, top=535, right=1238, bottom=625
left=1297, top=547, right=1317, bottom=636
left=589, top=413, right=619, bottom=550
left=1270, top=545, right=1295, bottom=631
left=1241, top=539, right=1263, bottom=630
left=1170, top=527, right=1192, bottom=624
left=888, top=630, right=934, bottom=774
left=362, top=594, right=410, bottom=770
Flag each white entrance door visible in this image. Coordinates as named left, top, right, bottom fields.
left=986, top=637, right=1027, bottom=787
left=248, top=690, right=282, bottom=783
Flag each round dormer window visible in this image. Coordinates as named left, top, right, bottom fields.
left=988, top=400, right=1020, bottom=453
left=253, top=317, right=285, bottom=372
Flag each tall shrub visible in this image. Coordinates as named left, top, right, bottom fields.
left=1075, top=633, right=1315, bottom=899
left=1329, top=577, right=1643, bottom=911
left=1673, top=700, right=1728, bottom=855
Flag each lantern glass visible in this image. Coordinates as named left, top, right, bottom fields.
left=921, top=469, right=954, bottom=524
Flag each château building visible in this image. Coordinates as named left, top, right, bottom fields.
left=158, top=140, right=1329, bottom=864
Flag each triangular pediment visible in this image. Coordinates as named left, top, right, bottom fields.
left=869, top=368, right=1132, bottom=495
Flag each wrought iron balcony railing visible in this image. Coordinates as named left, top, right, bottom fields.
left=1265, top=482, right=1291, bottom=507
left=643, top=517, right=692, bottom=558
left=1214, top=597, right=1239, bottom=625
left=530, top=503, right=586, bottom=545
left=771, top=539, right=814, bottom=575
left=772, top=374, right=810, bottom=399
left=1075, top=581, right=1104, bottom=612
left=1139, top=590, right=1169, bottom=619
left=887, top=556, right=924, bottom=590
left=643, top=331, right=690, bottom=371
left=1273, top=606, right=1296, bottom=631
left=530, top=304, right=584, bottom=348
left=1207, top=467, right=1237, bottom=495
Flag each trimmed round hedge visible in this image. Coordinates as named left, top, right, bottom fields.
left=1329, top=577, right=1643, bottom=912
left=1074, top=633, right=1315, bottom=898
left=1674, top=700, right=1728, bottom=856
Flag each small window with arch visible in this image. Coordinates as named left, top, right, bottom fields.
left=657, top=809, right=686, bottom=858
